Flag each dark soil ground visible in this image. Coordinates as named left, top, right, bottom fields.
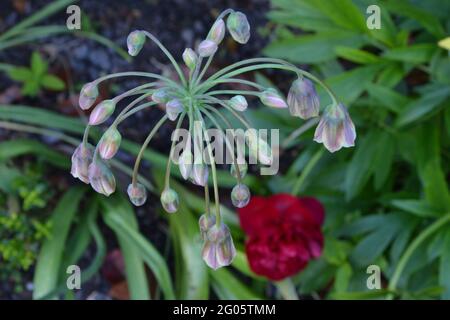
left=0, top=0, right=270, bottom=299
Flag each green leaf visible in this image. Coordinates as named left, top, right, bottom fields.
left=366, top=84, right=411, bottom=114
left=323, top=238, right=351, bottom=266
left=41, top=74, right=65, bottom=90
left=310, top=0, right=367, bottom=32
left=330, top=289, right=392, bottom=300
left=333, top=263, right=352, bottom=293
left=396, top=86, right=450, bottom=127
left=335, top=46, right=380, bottom=64
left=376, top=62, right=406, bottom=88
left=210, top=268, right=261, bottom=300
left=31, top=51, right=48, bottom=76
left=390, top=199, right=442, bottom=218
left=439, top=230, right=450, bottom=299
left=8, top=67, right=32, bottom=82
left=372, top=131, right=395, bottom=190
left=33, top=187, right=85, bottom=299
left=383, top=44, right=436, bottom=64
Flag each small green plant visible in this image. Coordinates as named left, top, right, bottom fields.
left=8, top=52, right=65, bottom=97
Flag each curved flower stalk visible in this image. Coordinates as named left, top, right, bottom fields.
left=71, top=9, right=356, bottom=269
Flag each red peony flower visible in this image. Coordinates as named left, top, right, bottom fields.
left=238, top=194, right=324, bottom=281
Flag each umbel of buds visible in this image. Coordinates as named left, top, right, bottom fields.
left=72, top=8, right=356, bottom=270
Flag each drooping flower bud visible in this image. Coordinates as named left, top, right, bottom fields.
left=314, top=103, right=356, bottom=153
left=182, top=48, right=197, bottom=71
left=88, top=159, right=116, bottom=196
left=199, top=213, right=216, bottom=240
left=231, top=184, right=250, bottom=208
left=71, top=143, right=94, bottom=184
left=160, top=188, right=179, bottom=213
left=229, top=95, right=248, bottom=112
left=79, top=82, right=99, bottom=110
left=207, top=19, right=225, bottom=44
left=191, top=162, right=209, bottom=186
left=198, top=39, right=218, bottom=57
left=89, top=99, right=116, bottom=125
left=178, top=148, right=193, bottom=180
left=260, top=88, right=288, bottom=109
left=127, top=182, right=147, bottom=206
left=230, top=162, right=247, bottom=179
left=202, top=223, right=236, bottom=270
left=98, top=127, right=122, bottom=159
left=226, top=11, right=250, bottom=44
left=127, top=30, right=146, bottom=56
left=247, top=131, right=272, bottom=166
left=166, top=99, right=184, bottom=121
left=287, top=78, right=320, bottom=119
left=152, top=88, right=170, bottom=104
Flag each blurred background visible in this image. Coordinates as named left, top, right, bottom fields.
left=0, top=0, right=449, bottom=300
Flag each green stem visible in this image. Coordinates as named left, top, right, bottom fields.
left=387, top=213, right=450, bottom=299
left=92, top=71, right=182, bottom=90
left=164, top=113, right=186, bottom=189
left=199, top=95, right=252, bottom=129
left=276, top=278, right=299, bottom=300
left=282, top=118, right=319, bottom=149
left=292, top=149, right=324, bottom=196
left=132, top=115, right=168, bottom=185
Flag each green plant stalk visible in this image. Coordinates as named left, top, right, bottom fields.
left=292, top=149, right=324, bottom=195
left=164, top=113, right=186, bottom=189
left=387, top=213, right=450, bottom=299
left=119, top=100, right=158, bottom=122
left=132, top=115, right=169, bottom=185
left=275, top=278, right=299, bottom=300
left=92, top=71, right=182, bottom=91
left=200, top=95, right=252, bottom=129
left=282, top=118, right=319, bottom=148
left=208, top=78, right=265, bottom=90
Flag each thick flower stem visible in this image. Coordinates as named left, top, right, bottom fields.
left=387, top=213, right=450, bottom=299
left=132, top=115, right=168, bottom=185
left=292, top=149, right=324, bottom=196
left=164, top=113, right=186, bottom=190
left=276, top=278, right=299, bottom=300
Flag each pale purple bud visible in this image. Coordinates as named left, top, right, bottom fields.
left=88, top=159, right=116, bottom=196
left=127, top=183, right=147, bottom=206
left=198, top=39, right=218, bottom=58
left=207, top=19, right=225, bottom=44
left=260, top=88, right=288, bottom=109
left=190, top=163, right=209, bottom=186
left=152, top=88, right=170, bottom=104
left=231, top=184, right=250, bottom=208
left=178, top=148, right=193, bottom=180
left=98, top=127, right=122, bottom=159
left=182, top=48, right=197, bottom=71
left=314, top=103, right=356, bottom=153
left=89, top=99, right=116, bottom=125
left=160, top=188, right=179, bottom=213
left=226, top=11, right=250, bottom=44
left=230, top=162, right=247, bottom=179
left=198, top=214, right=216, bottom=241
left=71, top=143, right=94, bottom=184
left=229, top=95, right=248, bottom=112
left=127, top=30, right=146, bottom=56
left=287, top=78, right=320, bottom=119
left=79, top=82, right=98, bottom=110
left=166, top=99, right=184, bottom=121
left=202, top=223, right=236, bottom=270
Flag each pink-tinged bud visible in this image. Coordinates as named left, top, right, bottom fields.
left=198, top=39, right=218, bottom=57
left=287, top=78, right=320, bottom=119
left=178, top=149, right=193, bottom=180
left=230, top=162, right=247, bottom=179
left=198, top=214, right=216, bottom=240
left=260, top=88, right=288, bottom=109
left=152, top=88, right=170, bottom=104
left=88, top=159, right=116, bottom=196
left=314, top=103, right=356, bottom=153
left=226, top=11, right=250, bottom=44
left=98, top=127, right=122, bottom=159
left=89, top=99, right=116, bottom=125
left=229, top=95, right=247, bottom=112
left=166, top=99, right=184, bottom=121
left=202, top=223, right=236, bottom=270
left=207, top=19, right=225, bottom=44
left=231, top=184, right=250, bottom=208
left=71, top=143, right=94, bottom=184
left=247, top=132, right=273, bottom=166
left=190, top=162, right=209, bottom=186
left=182, top=48, right=197, bottom=71
left=160, top=188, right=179, bottom=213
left=127, top=183, right=147, bottom=206
left=127, top=30, right=146, bottom=56
left=79, top=82, right=98, bottom=110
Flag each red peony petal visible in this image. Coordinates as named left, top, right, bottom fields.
left=299, top=197, right=325, bottom=226
left=238, top=196, right=278, bottom=236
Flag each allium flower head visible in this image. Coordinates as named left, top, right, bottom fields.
left=314, top=103, right=356, bottom=153
left=71, top=143, right=94, bottom=184
left=287, top=78, right=320, bottom=119
left=88, top=159, right=116, bottom=196
left=202, top=223, right=236, bottom=270
left=226, top=11, right=250, bottom=44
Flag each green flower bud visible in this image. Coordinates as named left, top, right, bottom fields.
left=182, top=48, right=197, bottom=71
